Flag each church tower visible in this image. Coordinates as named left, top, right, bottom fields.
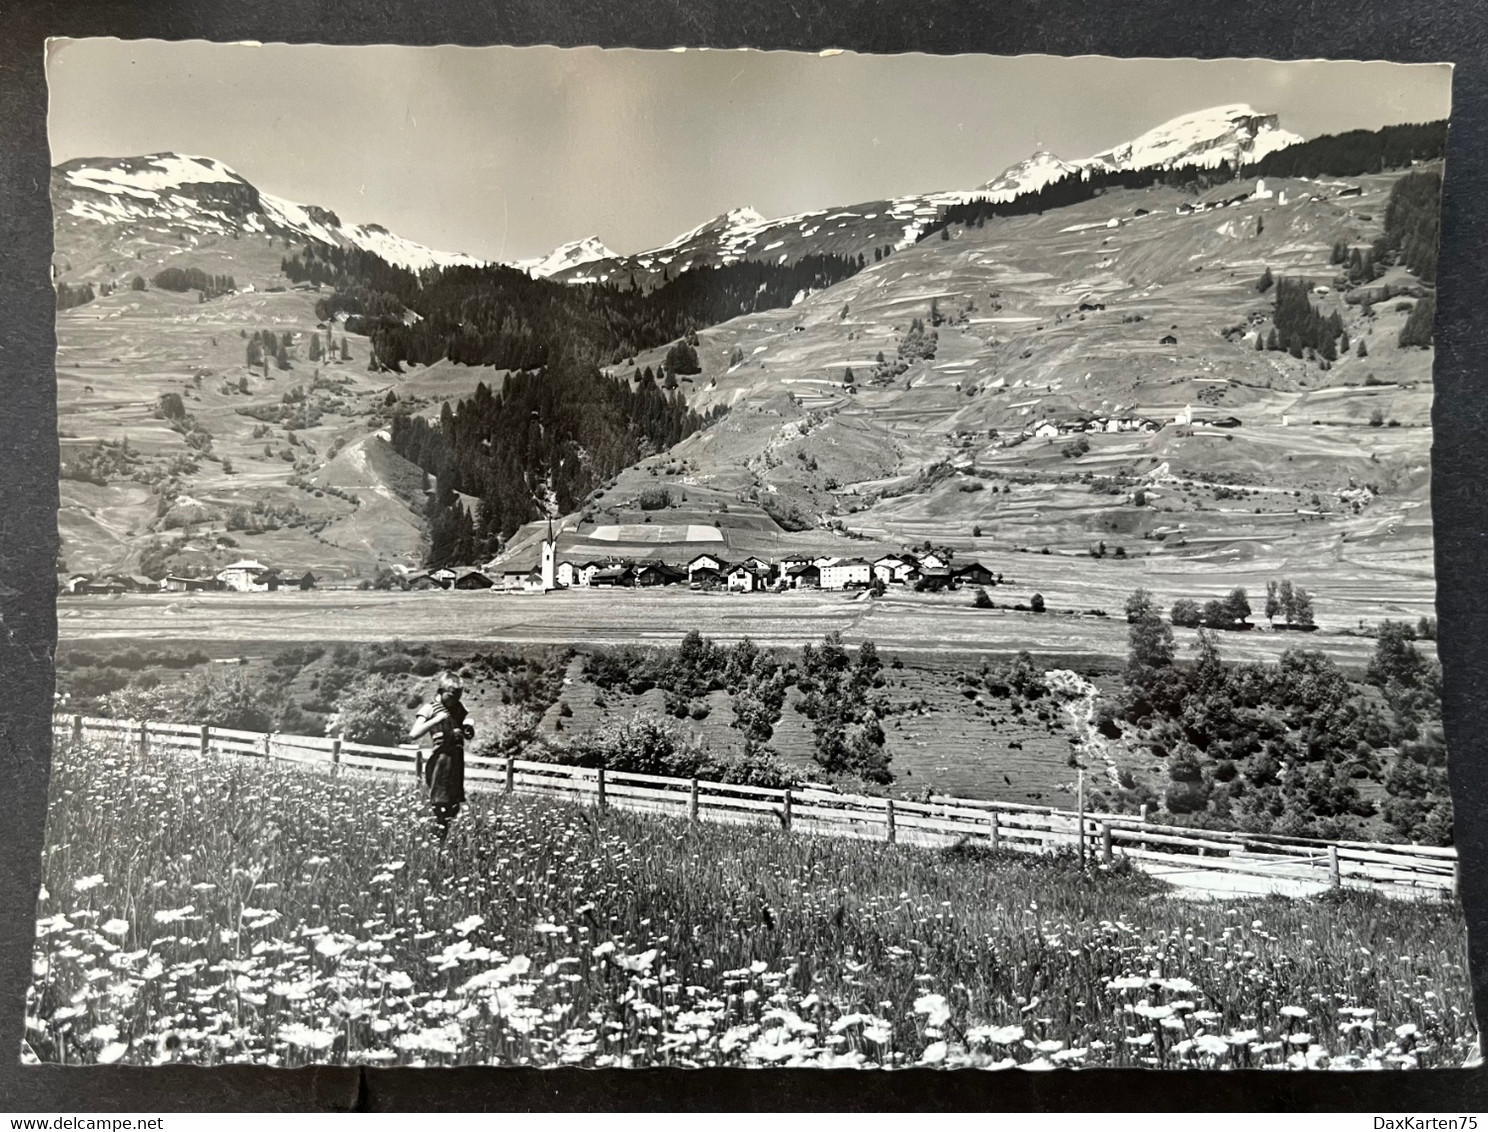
left=540, top=515, right=557, bottom=591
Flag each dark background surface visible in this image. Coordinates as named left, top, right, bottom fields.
left=2, top=0, right=1485, bottom=1112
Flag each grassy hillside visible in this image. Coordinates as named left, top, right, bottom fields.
left=585, top=171, right=1436, bottom=613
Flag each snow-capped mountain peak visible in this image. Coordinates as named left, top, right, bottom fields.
left=518, top=236, right=618, bottom=278
left=979, top=151, right=1084, bottom=200
left=55, top=152, right=485, bottom=274
left=1083, top=104, right=1303, bottom=172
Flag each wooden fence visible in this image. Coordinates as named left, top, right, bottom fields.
left=52, top=714, right=1458, bottom=897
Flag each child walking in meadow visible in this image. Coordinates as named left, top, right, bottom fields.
left=408, top=671, right=474, bottom=840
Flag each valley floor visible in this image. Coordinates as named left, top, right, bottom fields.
left=58, top=587, right=1431, bottom=672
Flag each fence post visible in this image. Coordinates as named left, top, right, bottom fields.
left=71, top=714, right=83, bottom=744
left=597, top=765, right=607, bottom=810
left=504, top=757, right=515, bottom=795
left=783, top=788, right=793, bottom=833
left=886, top=798, right=896, bottom=844
left=1329, top=845, right=1341, bottom=890
left=990, top=810, right=1001, bottom=851
left=262, top=732, right=272, bottom=759
left=1076, top=770, right=1086, bottom=869
left=331, top=736, right=342, bottom=775
left=137, top=720, right=149, bottom=760
left=198, top=724, right=209, bottom=756
left=1139, top=803, right=1148, bottom=824
left=689, top=777, right=699, bottom=823
left=1101, top=821, right=1113, bottom=866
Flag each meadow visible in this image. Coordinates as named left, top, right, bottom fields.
left=58, top=587, right=1423, bottom=672
left=26, top=734, right=1476, bottom=1070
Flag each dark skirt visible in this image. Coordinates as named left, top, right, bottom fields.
left=423, top=746, right=465, bottom=805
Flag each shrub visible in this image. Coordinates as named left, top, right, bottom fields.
left=1171, top=598, right=1203, bottom=628
left=175, top=670, right=279, bottom=732
left=332, top=676, right=408, bottom=745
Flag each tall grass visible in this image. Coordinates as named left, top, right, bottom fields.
left=26, top=736, right=1477, bottom=1069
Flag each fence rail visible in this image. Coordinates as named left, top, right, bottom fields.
left=52, top=714, right=1457, bottom=897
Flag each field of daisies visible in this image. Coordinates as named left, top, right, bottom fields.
left=24, top=736, right=1479, bottom=1070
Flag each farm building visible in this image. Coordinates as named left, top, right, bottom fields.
left=452, top=568, right=494, bottom=590
left=955, top=561, right=997, bottom=587
left=1159, top=333, right=1178, bottom=346
left=407, top=574, right=445, bottom=591
left=635, top=562, right=686, bottom=588
left=916, top=567, right=956, bottom=592
left=161, top=574, right=217, bottom=593
left=591, top=564, right=634, bottom=588
left=70, top=576, right=125, bottom=596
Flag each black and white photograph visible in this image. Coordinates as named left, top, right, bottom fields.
left=26, top=39, right=1472, bottom=1072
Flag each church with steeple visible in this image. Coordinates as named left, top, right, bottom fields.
left=539, top=515, right=558, bottom=592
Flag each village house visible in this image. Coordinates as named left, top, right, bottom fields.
left=216, top=559, right=278, bottom=593
left=784, top=562, right=821, bottom=590
left=917, top=550, right=951, bottom=572
left=686, top=553, right=727, bottom=581
left=872, top=554, right=914, bottom=585
left=555, top=561, right=577, bottom=588
left=577, top=561, right=606, bottom=587
left=495, top=565, right=532, bottom=591
left=820, top=557, right=873, bottom=590
left=727, top=562, right=770, bottom=592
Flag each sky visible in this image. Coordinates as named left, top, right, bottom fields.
left=46, top=40, right=1452, bottom=263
